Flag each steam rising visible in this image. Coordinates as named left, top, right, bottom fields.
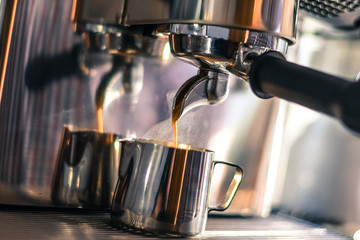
left=144, top=90, right=211, bottom=148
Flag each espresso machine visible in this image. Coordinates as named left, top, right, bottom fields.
left=0, top=0, right=360, bottom=238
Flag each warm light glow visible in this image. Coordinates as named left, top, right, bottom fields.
left=103, top=91, right=121, bottom=107
left=96, top=24, right=104, bottom=33
left=234, top=173, right=242, bottom=183
left=114, top=141, right=120, bottom=151
left=71, top=0, right=78, bottom=21
left=354, top=230, right=360, bottom=239
left=178, top=144, right=191, bottom=150
left=208, top=129, right=232, bottom=160
left=103, top=72, right=123, bottom=107
left=162, top=42, right=171, bottom=61
left=67, top=168, right=74, bottom=188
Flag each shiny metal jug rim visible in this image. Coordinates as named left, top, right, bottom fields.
left=121, top=137, right=212, bottom=152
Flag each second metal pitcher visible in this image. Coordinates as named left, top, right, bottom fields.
left=52, top=126, right=123, bottom=209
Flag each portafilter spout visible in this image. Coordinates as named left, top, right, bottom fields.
left=169, top=23, right=291, bottom=122
left=172, top=69, right=230, bottom=122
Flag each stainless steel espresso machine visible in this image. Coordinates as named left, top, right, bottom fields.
left=1, top=0, right=360, bottom=237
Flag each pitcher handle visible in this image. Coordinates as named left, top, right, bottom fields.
left=208, top=161, right=243, bottom=212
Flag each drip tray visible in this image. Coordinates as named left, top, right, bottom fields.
left=0, top=206, right=349, bottom=239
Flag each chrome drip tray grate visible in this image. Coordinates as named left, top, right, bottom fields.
left=300, top=0, right=360, bottom=18
left=0, top=206, right=349, bottom=239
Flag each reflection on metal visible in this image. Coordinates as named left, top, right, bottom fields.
left=123, top=0, right=298, bottom=44
left=95, top=55, right=144, bottom=132
left=169, top=24, right=289, bottom=75
left=169, top=23, right=288, bottom=123
left=74, top=0, right=298, bottom=44
left=73, top=0, right=126, bottom=25
left=172, top=69, right=230, bottom=122
left=111, top=138, right=242, bottom=236
left=77, top=22, right=168, bottom=57
left=52, top=126, right=122, bottom=209
left=356, top=71, right=360, bottom=82
left=0, top=0, right=17, bottom=102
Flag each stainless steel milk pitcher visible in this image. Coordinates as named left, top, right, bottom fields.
left=111, top=138, right=243, bottom=236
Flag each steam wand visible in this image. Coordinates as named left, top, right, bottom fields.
left=248, top=51, right=360, bottom=134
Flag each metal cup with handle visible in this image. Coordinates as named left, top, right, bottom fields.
left=111, top=138, right=243, bottom=236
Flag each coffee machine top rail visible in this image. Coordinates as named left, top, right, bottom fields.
left=75, top=0, right=297, bottom=44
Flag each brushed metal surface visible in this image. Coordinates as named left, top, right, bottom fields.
left=123, top=0, right=298, bottom=44
left=75, top=0, right=298, bottom=43
left=74, top=0, right=126, bottom=25
left=51, top=127, right=122, bottom=209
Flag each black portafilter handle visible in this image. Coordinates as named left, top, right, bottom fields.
left=248, top=51, right=360, bottom=134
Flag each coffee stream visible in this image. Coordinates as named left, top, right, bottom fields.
left=97, top=107, right=104, bottom=133
left=172, top=120, right=178, bottom=147
left=172, top=99, right=182, bottom=147
left=96, top=86, right=105, bottom=133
